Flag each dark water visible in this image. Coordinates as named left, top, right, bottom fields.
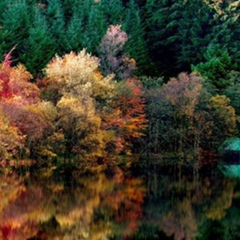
left=0, top=162, right=240, bottom=240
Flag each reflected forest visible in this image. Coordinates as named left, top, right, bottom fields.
left=1, top=0, right=240, bottom=239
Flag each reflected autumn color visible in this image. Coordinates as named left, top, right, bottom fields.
left=2, top=163, right=240, bottom=240
left=0, top=167, right=146, bottom=239
left=133, top=164, right=240, bottom=240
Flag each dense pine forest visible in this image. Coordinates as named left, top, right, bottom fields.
left=0, top=0, right=240, bottom=164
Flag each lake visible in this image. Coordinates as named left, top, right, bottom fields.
left=0, top=160, right=240, bottom=240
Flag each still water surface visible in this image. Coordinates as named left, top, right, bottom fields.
left=0, top=162, right=240, bottom=240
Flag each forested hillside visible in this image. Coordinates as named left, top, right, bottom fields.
left=0, top=0, right=239, bottom=163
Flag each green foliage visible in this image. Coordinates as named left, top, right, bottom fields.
left=100, top=0, right=125, bottom=24
left=45, top=0, right=66, bottom=54
left=123, top=0, right=151, bottom=75
left=177, top=0, right=215, bottom=70
left=145, top=0, right=215, bottom=77
left=22, top=7, right=56, bottom=76
left=63, top=7, right=85, bottom=52
left=210, top=4, right=240, bottom=68
left=140, top=75, right=164, bottom=90
left=0, top=0, right=239, bottom=81
left=145, top=0, right=182, bottom=76
left=0, top=0, right=31, bottom=62
left=82, top=4, right=108, bottom=54
left=192, top=45, right=238, bottom=93
left=222, top=72, right=240, bottom=114
left=0, top=0, right=126, bottom=76
left=0, top=0, right=146, bottom=78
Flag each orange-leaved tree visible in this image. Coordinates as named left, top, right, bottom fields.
left=103, top=79, right=148, bottom=155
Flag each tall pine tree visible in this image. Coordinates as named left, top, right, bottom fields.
left=46, top=0, right=66, bottom=55
left=123, top=0, right=151, bottom=75
left=63, top=7, right=85, bottom=52
left=177, top=0, right=215, bottom=71
left=145, top=0, right=182, bottom=77
left=145, top=0, right=216, bottom=77
left=0, top=0, right=31, bottom=63
left=82, top=3, right=108, bottom=54
left=23, top=6, right=56, bottom=76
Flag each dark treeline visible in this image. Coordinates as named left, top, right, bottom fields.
left=1, top=0, right=239, bottom=77
left=0, top=0, right=240, bottom=162
left=0, top=0, right=150, bottom=76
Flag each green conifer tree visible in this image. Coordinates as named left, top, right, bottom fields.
left=46, top=0, right=66, bottom=55
left=63, top=8, right=85, bottom=52
left=0, top=0, right=8, bottom=22
left=177, top=0, right=215, bottom=71
left=212, top=18, right=240, bottom=68
left=145, top=0, right=182, bottom=77
left=0, top=1, right=31, bottom=62
left=192, top=44, right=238, bottom=93
left=23, top=7, right=56, bottom=76
left=100, top=0, right=125, bottom=25
left=82, top=4, right=108, bottom=54
left=123, top=0, right=151, bottom=75
left=145, top=0, right=216, bottom=77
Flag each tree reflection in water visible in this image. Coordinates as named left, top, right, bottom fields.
left=0, top=166, right=146, bottom=239
left=1, top=163, right=240, bottom=240
left=132, top=163, right=240, bottom=240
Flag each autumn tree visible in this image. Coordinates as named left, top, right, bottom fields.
left=0, top=53, right=53, bottom=160
left=43, top=50, right=116, bottom=160
left=145, top=72, right=204, bottom=156
left=103, top=79, right=147, bottom=154
left=207, top=95, right=237, bottom=150
left=0, top=108, right=26, bottom=160
left=99, top=25, right=136, bottom=80
left=145, top=71, right=237, bottom=156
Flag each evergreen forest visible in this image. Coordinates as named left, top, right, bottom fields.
left=0, top=0, right=240, bottom=165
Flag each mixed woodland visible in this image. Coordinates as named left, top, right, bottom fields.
left=0, top=0, right=240, bottom=165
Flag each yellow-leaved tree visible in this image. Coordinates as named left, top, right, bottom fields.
left=42, top=50, right=116, bottom=160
